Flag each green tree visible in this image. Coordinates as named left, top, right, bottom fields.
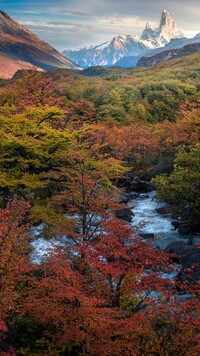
left=152, top=143, right=200, bottom=230
left=0, top=110, right=72, bottom=206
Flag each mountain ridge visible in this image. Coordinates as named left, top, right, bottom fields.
left=137, top=41, right=200, bottom=67
left=62, top=10, right=185, bottom=68
left=0, top=10, right=81, bottom=79
left=114, top=34, right=200, bottom=68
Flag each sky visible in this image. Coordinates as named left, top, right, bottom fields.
left=2, top=0, right=200, bottom=50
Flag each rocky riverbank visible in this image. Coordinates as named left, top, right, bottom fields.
left=116, top=177, right=200, bottom=284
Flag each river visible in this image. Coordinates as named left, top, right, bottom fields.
left=30, top=191, right=190, bottom=263
left=129, top=191, right=189, bottom=250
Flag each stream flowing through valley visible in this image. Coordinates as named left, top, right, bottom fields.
left=129, top=191, right=189, bottom=250
left=30, top=191, right=190, bottom=264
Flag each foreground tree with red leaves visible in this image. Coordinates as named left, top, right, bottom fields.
left=15, top=70, right=64, bottom=110
left=0, top=202, right=199, bottom=355
left=51, top=141, right=125, bottom=243
left=23, top=218, right=200, bottom=355
left=0, top=200, right=32, bottom=354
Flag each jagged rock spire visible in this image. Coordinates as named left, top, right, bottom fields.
left=158, top=10, right=183, bottom=43
left=141, top=10, right=183, bottom=45
left=141, top=22, right=155, bottom=41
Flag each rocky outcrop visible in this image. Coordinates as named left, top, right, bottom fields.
left=157, top=10, right=183, bottom=44
left=141, top=10, right=183, bottom=45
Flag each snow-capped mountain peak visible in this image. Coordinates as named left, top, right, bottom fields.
left=141, top=10, right=183, bottom=45
left=62, top=10, right=184, bottom=68
left=158, top=10, right=183, bottom=44
left=141, top=22, right=156, bottom=41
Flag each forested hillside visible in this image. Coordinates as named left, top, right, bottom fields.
left=0, top=53, right=199, bottom=354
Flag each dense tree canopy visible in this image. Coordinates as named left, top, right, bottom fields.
left=152, top=143, right=200, bottom=230
left=0, top=55, right=199, bottom=354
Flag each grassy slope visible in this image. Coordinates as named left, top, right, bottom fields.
left=51, top=52, right=200, bottom=89
left=0, top=52, right=44, bottom=79
left=49, top=52, right=200, bottom=125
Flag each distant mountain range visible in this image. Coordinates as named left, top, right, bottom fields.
left=115, top=33, right=200, bottom=68
left=0, top=9, right=199, bottom=79
left=62, top=10, right=199, bottom=69
left=0, top=11, right=80, bottom=79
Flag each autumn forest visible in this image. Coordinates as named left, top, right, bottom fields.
left=0, top=52, right=200, bottom=355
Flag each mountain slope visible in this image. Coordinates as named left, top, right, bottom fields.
left=63, top=36, right=154, bottom=68
left=114, top=34, right=200, bottom=68
left=62, top=10, right=184, bottom=68
left=0, top=52, right=42, bottom=79
left=137, top=42, right=200, bottom=67
left=0, top=11, right=80, bottom=78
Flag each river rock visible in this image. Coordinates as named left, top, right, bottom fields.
left=171, top=220, right=180, bottom=229
left=140, top=233, right=154, bottom=239
left=178, top=251, right=200, bottom=284
left=182, top=251, right=200, bottom=269
left=119, top=194, right=131, bottom=204
left=156, top=206, right=172, bottom=216
left=130, top=180, right=154, bottom=193
left=178, top=223, right=191, bottom=234
left=165, top=242, right=200, bottom=284
left=120, top=192, right=139, bottom=203
left=165, top=242, right=199, bottom=257
left=140, top=194, right=149, bottom=199
left=181, top=205, right=190, bottom=219
left=115, top=207, right=134, bottom=223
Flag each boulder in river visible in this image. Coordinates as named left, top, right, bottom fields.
left=165, top=242, right=200, bottom=283
left=171, top=220, right=180, bottom=229
left=182, top=252, right=200, bottom=269
left=119, top=192, right=139, bottom=203
left=178, top=223, right=191, bottom=234
left=178, top=251, right=200, bottom=284
left=130, top=180, right=155, bottom=193
left=156, top=206, right=172, bottom=216
left=140, top=233, right=155, bottom=239
left=115, top=207, right=134, bottom=223
left=165, top=241, right=199, bottom=257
